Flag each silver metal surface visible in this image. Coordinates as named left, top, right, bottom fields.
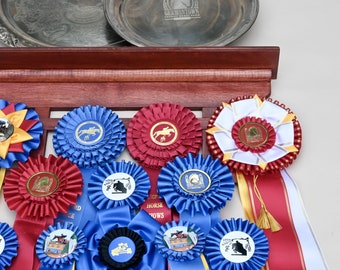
left=0, top=0, right=127, bottom=47
left=104, top=0, right=259, bottom=46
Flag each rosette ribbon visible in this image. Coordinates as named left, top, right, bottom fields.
left=0, top=222, right=18, bottom=269
left=0, top=99, right=43, bottom=190
left=88, top=160, right=151, bottom=217
left=205, top=218, right=269, bottom=270
left=76, top=206, right=166, bottom=270
left=127, top=103, right=203, bottom=224
left=3, top=154, right=83, bottom=270
left=158, top=153, right=234, bottom=235
left=53, top=105, right=126, bottom=229
left=35, top=222, right=86, bottom=270
left=206, top=95, right=326, bottom=269
left=155, top=220, right=208, bottom=270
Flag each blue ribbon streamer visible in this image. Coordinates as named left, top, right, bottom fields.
left=0, top=100, right=43, bottom=168
left=76, top=206, right=166, bottom=270
left=158, top=153, right=234, bottom=235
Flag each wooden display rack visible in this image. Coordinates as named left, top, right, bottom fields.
left=0, top=46, right=279, bottom=156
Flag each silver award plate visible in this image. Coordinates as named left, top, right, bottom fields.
left=104, top=0, right=259, bottom=46
left=0, top=0, right=127, bottom=47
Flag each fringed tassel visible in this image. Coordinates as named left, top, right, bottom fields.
left=253, top=175, right=282, bottom=232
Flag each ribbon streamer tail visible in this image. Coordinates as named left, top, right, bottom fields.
left=0, top=168, right=5, bottom=191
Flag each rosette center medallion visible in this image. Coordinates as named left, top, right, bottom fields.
left=150, top=121, right=178, bottom=146
left=75, top=120, right=104, bottom=145
left=0, top=118, right=14, bottom=142
left=220, top=231, right=255, bottom=263
left=163, top=225, right=198, bottom=252
left=26, top=172, right=60, bottom=197
left=43, top=229, right=78, bottom=259
left=179, top=169, right=211, bottom=194
left=102, top=172, right=136, bottom=201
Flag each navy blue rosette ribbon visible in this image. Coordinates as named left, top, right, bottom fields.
left=0, top=222, right=18, bottom=269
left=88, top=160, right=150, bottom=217
left=36, top=222, right=87, bottom=270
left=53, top=105, right=126, bottom=228
left=76, top=207, right=166, bottom=270
left=205, top=218, right=269, bottom=270
left=155, top=220, right=208, bottom=270
left=158, top=153, right=234, bottom=235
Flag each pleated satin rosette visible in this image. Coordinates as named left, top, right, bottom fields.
left=35, top=222, right=87, bottom=270
left=3, top=154, right=83, bottom=270
left=0, top=99, right=43, bottom=190
left=205, top=218, right=269, bottom=270
left=53, top=105, right=126, bottom=228
left=126, top=102, right=203, bottom=223
left=155, top=220, right=208, bottom=270
left=76, top=207, right=166, bottom=270
left=88, top=160, right=151, bottom=216
left=0, top=222, right=18, bottom=269
left=158, top=153, right=234, bottom=235
left=206, top=95, right=306, bottom=269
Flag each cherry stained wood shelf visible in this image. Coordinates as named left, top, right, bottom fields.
left=0, top=46, right=280, bottom=156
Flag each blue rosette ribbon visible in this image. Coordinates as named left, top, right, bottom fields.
left=158, top=153, right=234, bottom=234
left=53, top=105, right=126, bottom=228
left=88, top=160, right=151, bottom=216
left=36, top=222, right=87, bottom=270
left=0, top=222, right=18, bottom=268
left=76, top=206, right=166, bottom=270
left=0, top=99, right=43, bottom=190
left=205, top=218, right=269, bottom=270
left=155, top=220, right=208, bottom=270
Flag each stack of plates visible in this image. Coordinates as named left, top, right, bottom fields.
left=0, top=0, right=258, bottom=47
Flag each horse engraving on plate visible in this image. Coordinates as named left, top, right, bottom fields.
left=163, top=0, right=200, bottom=20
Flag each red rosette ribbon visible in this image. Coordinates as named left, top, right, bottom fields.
left=127, top=103, right=203, bottom=224
left=3, top=154, right=83, bottom=270
left=206, top=95, right=307, bottom=270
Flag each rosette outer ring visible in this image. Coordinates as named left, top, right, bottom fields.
left=155, top=220, right=205, bottom=262
left=3, top=154, right=83, bottom=219
left=53, top=105, right=126, bottom=168
left=205, top=218, right=269, bottom=269
left=127, top=102, right=203, bottom=169
left=99, top=227, right=147, bottom=269
left=158, top=153, right=234, bottom=216
left=36, top=222, right=87, bottom=269
left=0, top=222, right=18, bottom=269
left=206, top=96, right=302, bottom=175
left=0, top=99, right=43, bottom=168
left=88, top=160, right=150, bottom=210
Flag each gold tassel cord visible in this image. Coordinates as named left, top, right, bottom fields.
left=0, top=168, right=5, bottom=191
left=253, top=175, right=282, bottom=232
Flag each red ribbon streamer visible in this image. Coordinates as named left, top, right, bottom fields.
left=243, top=171, right=306, bottom=270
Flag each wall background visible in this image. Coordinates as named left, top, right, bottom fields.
left=0, top=0, right=337, bottom=269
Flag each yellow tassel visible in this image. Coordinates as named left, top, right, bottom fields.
left=253, top=175, right=282, bottom=232
left=0, top=168, right=5, bottom=191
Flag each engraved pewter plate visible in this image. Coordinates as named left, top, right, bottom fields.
left=104, top=0, right=259, bottom=46
left=0, top=0, right=127, bottom=47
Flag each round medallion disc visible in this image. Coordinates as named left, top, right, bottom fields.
left=26, top=172, right=60, bottom=197
left=0, top=118, right=14, bottom=142
left=75, top=121, right=104, bottom=145
left=179, top=169, right=211, bottom=194
left=150, top=121, right=178, bottom=146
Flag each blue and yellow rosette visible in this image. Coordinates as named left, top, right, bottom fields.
left=158, top=153, right=234, bottom=235
left=88, top=160, right=150, bottom=215
left=76, top=207, right=166, bottom=270
left=155, top=220, right=208, bottom=270
left=0, top=222, right=18, bottom=269
left=0, top=99, right=43, bottom=190
left=36, top=222, right=87, bottom=270
left=205, top=218, right=269, bottom=270
left=53, top=105, right=126, bottom=228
